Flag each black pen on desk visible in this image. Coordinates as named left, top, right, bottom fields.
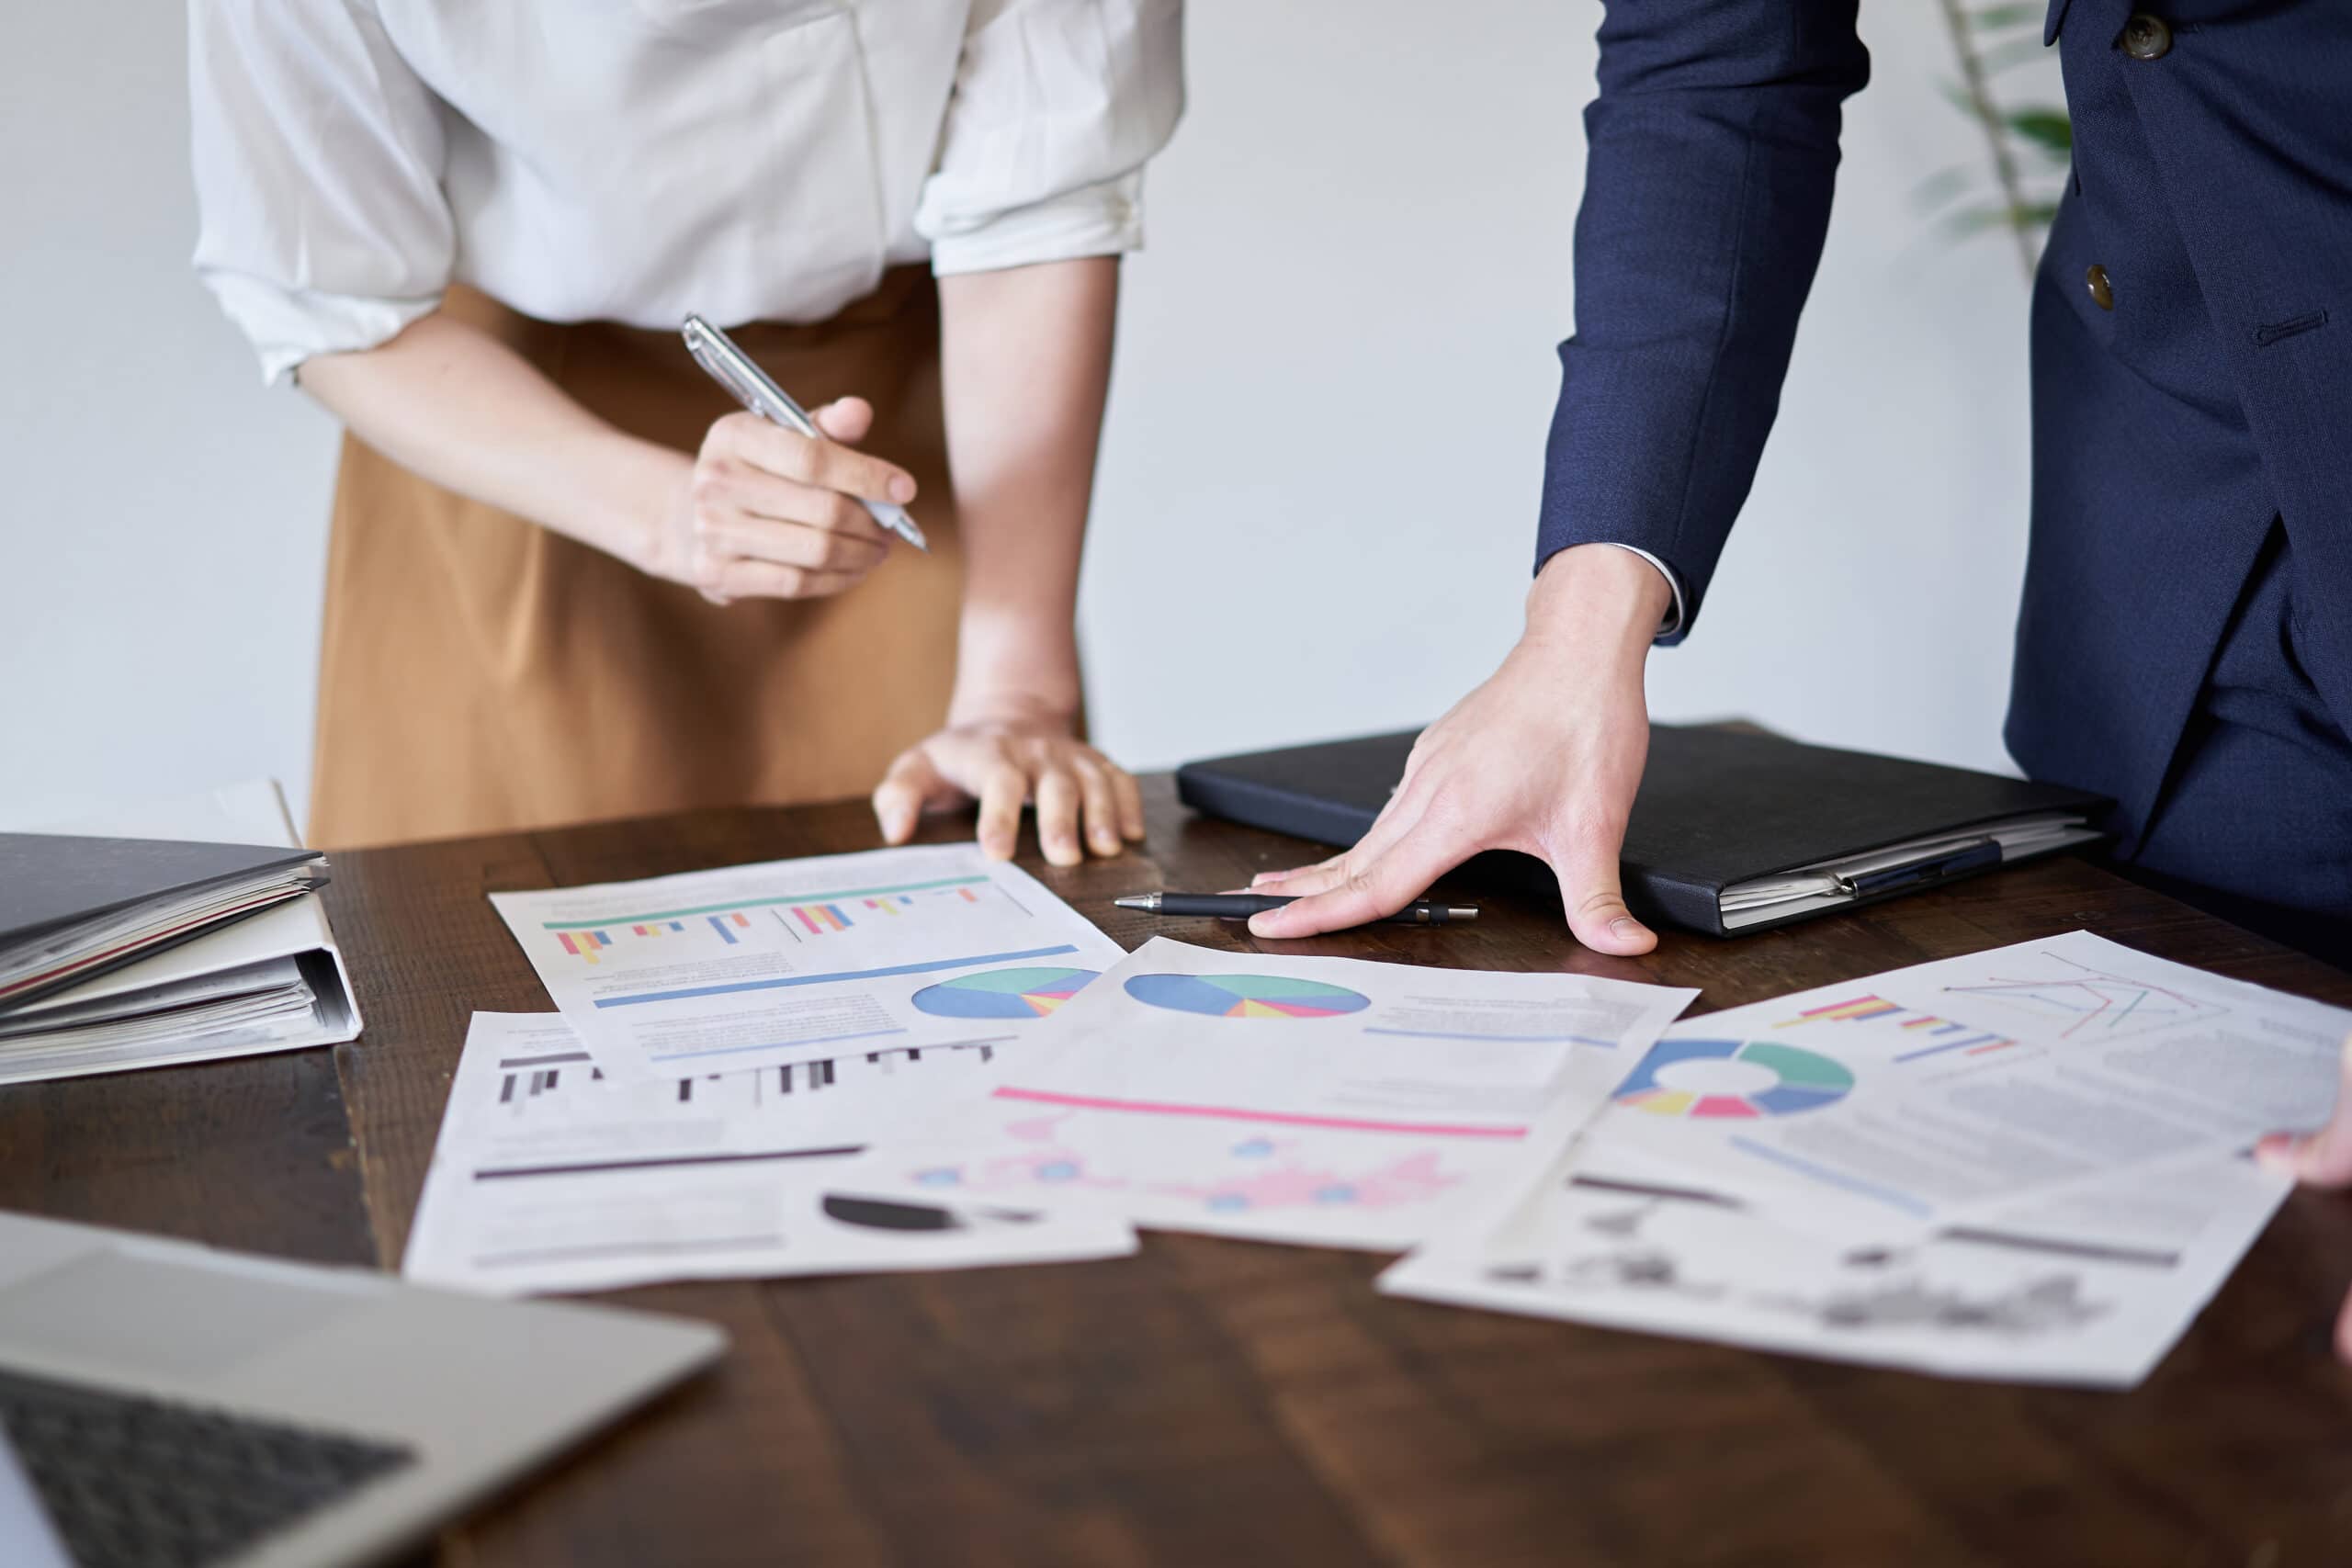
left=1114, top=892, right=1479, bottom=926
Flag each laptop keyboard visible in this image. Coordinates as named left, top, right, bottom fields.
left=0, top=1365, right=416, bottom=1568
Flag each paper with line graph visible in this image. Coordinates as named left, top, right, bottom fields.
left=401, top=1012, right=1135, bottom=1294
left=490, top=845, right=1123, bottom=1083
left=833, top=938, right=1696, bottom=1250
left=1377, top=1133, right=2291, bottom=1388
left=1582, top=930, right=2352, bottom=1240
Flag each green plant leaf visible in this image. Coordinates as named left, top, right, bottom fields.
left=1944, top=200, right=2061, bottom=240
left=1983, top=36, right=2054, bottom=74
left=1910, top=164, right=1976, bottom=215
left=1969, top=3, right=2043, bottom=28
left=2007, top=108, right=2073, bottom=157
left=1941, top=79, right=1995, bottom=127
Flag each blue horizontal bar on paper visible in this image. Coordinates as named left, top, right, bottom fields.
left=593, top=944, right=1084, bottom=1009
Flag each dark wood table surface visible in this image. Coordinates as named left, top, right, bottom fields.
left=6, top=775, right=2351, bottom=1567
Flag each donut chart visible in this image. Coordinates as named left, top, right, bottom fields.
left=1614, top=1037, right=1854, bottom=1118
left=1123, top=973, right=1372, bottom=1020
left=910, top=966, right=1099, bottom=1020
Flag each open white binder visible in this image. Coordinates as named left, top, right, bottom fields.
left=0, top=782, right=362, bottom=1085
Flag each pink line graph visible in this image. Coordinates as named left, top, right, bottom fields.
left=1942, top=953, right=2220, bottom=1039
left=989, top=1087, right=1526, bottom=1141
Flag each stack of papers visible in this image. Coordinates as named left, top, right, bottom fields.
left=1381, top=931, right=2352, bottom=1386
left=0, top=838, right=322, bottom=1011
left=416, top=843, right=2345, bottom=1389
left=416, top=846, right=1690, bottom=1285
left=0, top=784, right=361, bottom=1084
left=1718, top=814, right=2103, bottom=928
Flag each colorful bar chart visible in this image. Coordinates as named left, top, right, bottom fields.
left=560, top=921, right=697, bottom=963
left=557, top=931, right=614, bottom=964
left=1780, top=993, right=2018, bottom=1063
left=548, top=876, right=1009, bottom=962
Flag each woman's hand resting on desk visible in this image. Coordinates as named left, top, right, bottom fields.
left=873, top=696, right=1145, bottom=869
left=644, top=398, right=917, bottom=604
left=2256, top=1030, right=2352, bottom=1361
left=1245, top=545, right=1670, bottom=952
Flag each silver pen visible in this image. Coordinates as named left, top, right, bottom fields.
left=679, top=314, right=928, bottom=551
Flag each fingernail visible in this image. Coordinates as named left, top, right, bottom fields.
left=1247, top=913, right=1279, bottom=937
left=889, top=476, right=916, bottom=503
left=2254, top=1134, right=2300, bottom=1176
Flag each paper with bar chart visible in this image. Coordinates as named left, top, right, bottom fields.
left=490, top=845, right=1124, bottom=1082
left=1377, top=1126, right=2292, bottom=1387
left=401, top=1012, right=1136, bottom=1294
left=1581, top=930, right=2352, bottom=1239
left=834, top=937, right=1697, bottom=1250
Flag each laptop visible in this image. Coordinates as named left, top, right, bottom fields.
left=0, top=1211, right=725, bottom=1567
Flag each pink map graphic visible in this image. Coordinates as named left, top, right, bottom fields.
left=907, top=1115, right=1465, bottom=1215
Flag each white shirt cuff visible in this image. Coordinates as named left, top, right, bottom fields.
left=927, top=173, right=1145, bottom=277
left=1598, top=543, right=1688, bottom=639
left=200, top=272, right=443, bottom=387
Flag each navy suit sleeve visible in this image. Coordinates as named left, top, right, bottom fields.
left=1536, top=0, right=1868, bottom=643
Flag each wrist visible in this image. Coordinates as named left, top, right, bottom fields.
left=582, top=434, right=692, bottom=578
left=950, top=608, right=1081, bottom=728
left=944, top=685, right=1081, bottom=731
left=1521, top=545, right=1671, bottom=670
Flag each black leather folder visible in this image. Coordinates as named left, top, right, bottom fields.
left=1174, top=726, right=2110, bottom=937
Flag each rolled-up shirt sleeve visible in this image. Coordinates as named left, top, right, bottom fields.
left=1537, top=0, right=1868, bottom=643
left=188, top=0, right=454, bottom=386
left=916, top=0, right=1184, bottom=276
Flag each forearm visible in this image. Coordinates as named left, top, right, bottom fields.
left=1538, top=0, right=1868, bottom=635
left=935, top=256, right=1120, bottom=723
left=295, top=312, right=678, bottom=572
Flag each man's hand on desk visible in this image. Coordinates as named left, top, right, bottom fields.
left=2256, top=1031, right=2352, bottom=1362
left=1247, top=545, right=1670, bottom=953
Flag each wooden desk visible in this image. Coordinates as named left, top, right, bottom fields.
left=6, top=777, right=2350, bottom=1567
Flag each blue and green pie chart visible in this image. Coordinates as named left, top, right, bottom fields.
left=1614, top=1038, right=1854, bottom=1119
left=910, top=966, right=1099, bottom=1020
left=1123, top=973, right=1372, bottom=1020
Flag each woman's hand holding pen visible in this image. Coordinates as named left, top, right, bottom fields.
left=874, top=694, right=1146, bottom=869
left=648, top=399, right=916, bottom=604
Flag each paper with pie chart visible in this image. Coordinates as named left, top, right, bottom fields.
left=1612, top=1038, right=1855, bottom=1120
left=490, top=844, right=1124, bottom=1082
left=1583, top=930, right=2352, bottom=1240
left=833, top=937, right=1697, bottom=1249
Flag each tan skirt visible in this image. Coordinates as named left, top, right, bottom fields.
left=307, top=269, right=964, bottom=850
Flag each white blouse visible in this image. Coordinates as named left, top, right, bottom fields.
left=189, top=0, right=1184, bottom=384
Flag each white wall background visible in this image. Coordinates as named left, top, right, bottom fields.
left=0, top=4, right=2059, bottom=832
